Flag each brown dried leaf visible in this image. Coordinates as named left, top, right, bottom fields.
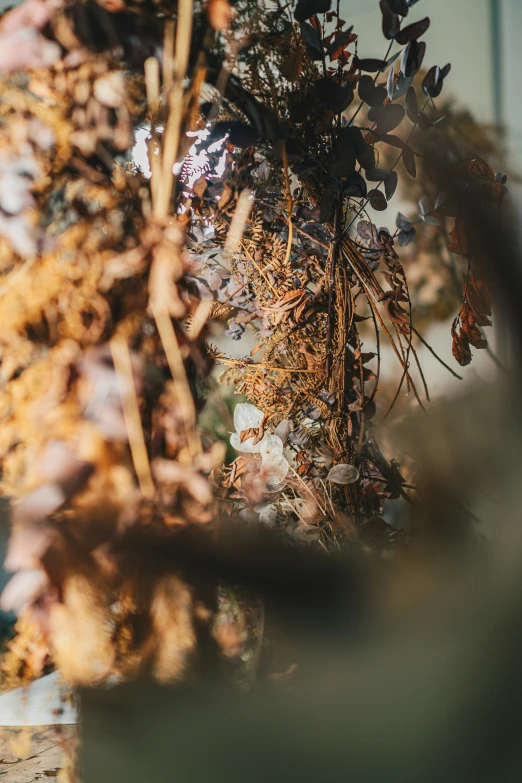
left=281, top=49, right=303, bottom=81
left=448, top=216, right=469, bottom=257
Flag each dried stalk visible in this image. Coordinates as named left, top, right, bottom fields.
left=111, top=339, right=155, bottom=500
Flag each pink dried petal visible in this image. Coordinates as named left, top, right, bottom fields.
left=12, top=484, right=65, bottom=528
left=4, top=521, right=54, bottom=572
left=0, top=0, right=60, bottom=34
left=0, top=568, right=48, bottom=614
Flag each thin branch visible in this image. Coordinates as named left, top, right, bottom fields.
left=111, top=339, right=155, bottom=499
left=151, top=303, right=201, bottom=458
left=412, top=325, right=463, bottom=380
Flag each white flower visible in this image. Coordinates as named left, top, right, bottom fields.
left=234, top=403, right=264, bottom=432
left=259, top=434, right=284, bottom=460
left=230, top=403, right=265, bottom=453
left=230, top=403, right=290, bottom=492
left=274, top=419, right=292, bottom=443
left=257, top=454, right=289, bottom=492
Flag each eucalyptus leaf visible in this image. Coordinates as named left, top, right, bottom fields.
left=389, top=0, right=409, bottom=13
left=373, top=134, right=405, bottom=149
left=371, top=103, right=405, bottom=133
left=384, top=170, right=398, bottom=200
left=357, top=57, right=388, bottom=73
left=380, top=0, right=400, bottom=40
left=423, top=214, right=440, bottom=227
left=402, top=39, right=426, bottom=77
left=391, top=71, right=414, bottom=99
left=396, top=211, right=412, bottom=229
left=357, top=145, right=376, bottom=170
left=327, top=464, right=360, bottom=484
left=398, top=226, right=416, bottom=246
left=365, top=168, right=391, bottom=182
left=368, top=189, right=388, bottom=211
left=300, top=21, right=324, bottom=61
left=342, top=172, right=368, bottom=198
left=358, top=75, right=387, bottom=107
left=403, top=146, right=416, bottom=178
left=395, top=16, right=430, bottom=44
left=294, top=0, right=331, bottom=22
left=387, top=65, right=395, bottom=100
left=418, top=196, right=430, bottom=216
left=405, top=86, right=419, bottom=122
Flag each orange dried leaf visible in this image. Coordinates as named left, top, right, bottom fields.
left=207, top=0, right=232, bottom=31
left=448, top=216, right=469, bottom=257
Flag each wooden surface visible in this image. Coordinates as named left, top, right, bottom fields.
left=0, top=726, right=76, bottom=783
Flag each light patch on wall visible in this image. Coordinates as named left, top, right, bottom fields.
left=132, top=125, right=228, bottom=190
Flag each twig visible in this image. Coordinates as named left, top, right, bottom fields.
left=412, top=325, right=463, bottom=380
left=215, top=356, right=322, bottom=374
left=151, top=302, right=201, bottom=458
left=110, top=339, right=155, bottom=499
left=282, top=145, right=293, bottom=267
left=240, top=240, right=278, bottom=298
left=162, top=19, right=175, bottom=92
left=326, top=201, right=342, bottom=376
left=225, top=190, right=253, bottom=256
left=155, top=0, right=193, bottom=217
left=411, top=342, right=430, bottom=402
left=144, top=56, right=161, bottom=210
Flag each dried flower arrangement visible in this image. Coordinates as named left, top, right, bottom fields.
left=0, top=0, right=505, bottom=695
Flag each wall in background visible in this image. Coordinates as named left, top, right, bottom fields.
left=342, top=0, right=495, bottom=123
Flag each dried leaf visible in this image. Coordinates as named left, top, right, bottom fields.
left=325, top=27, right=354, bottom=58
left=207, top=0, right=233, bottom=31
left=281, top=49, right=303, bottom=81
left=451, top=326, right=472, bottom=367
left=448, top=216, right=469, bottom=257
